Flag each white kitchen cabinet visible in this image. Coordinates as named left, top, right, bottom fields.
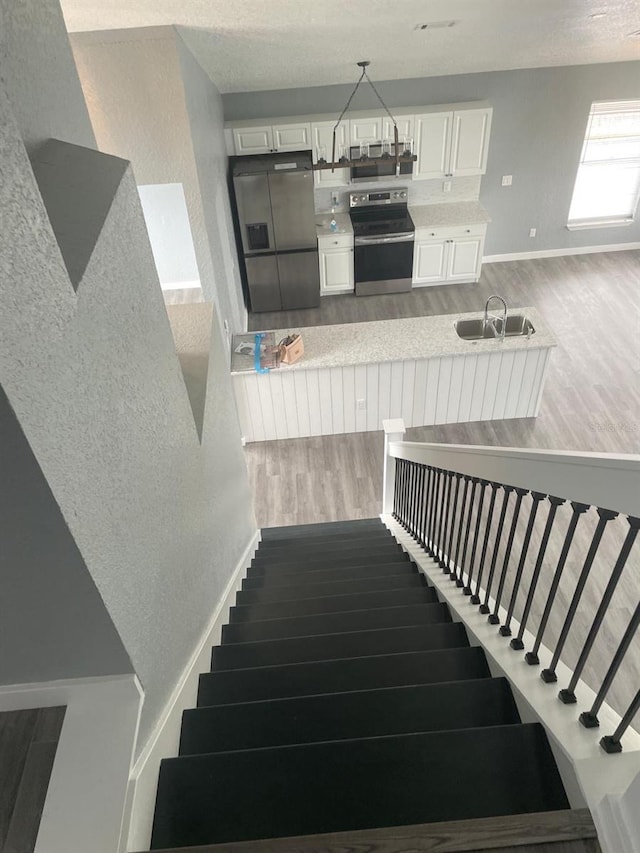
left=312, top=120, right=350, bottom=187
left=233, top=122, right=312, bottom=155
left=318, top=233, right=354, bottom=295
left=350, top=115, right=415, bottom=149
left=412, top=225, right=486, bottom=286
left=414, top=107, right=492, bottom=180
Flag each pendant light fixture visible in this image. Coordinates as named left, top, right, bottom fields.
left=313, top=61, right=416, bottom=174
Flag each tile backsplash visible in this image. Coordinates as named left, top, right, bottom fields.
left=315, top=176, right=481, bottom=213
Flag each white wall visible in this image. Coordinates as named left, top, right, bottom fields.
left=70, top=26, right=246, bottom=333
left=0, top=1, right=257, bottom=760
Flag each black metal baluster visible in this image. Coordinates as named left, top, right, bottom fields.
left=541, top=507, right=618, bottom=684
left=415, top=464, right=425, bottom=548
left=397, top=460, right=406, bottom=527
left=559, top=516, right=640, bottom=704
left=430, top=467, right=442, bottom=558
left=423, top=465, right=434, bottom=555
left=600, top=689, right=640, bottom=754
left=511, top=496, right=565, bottom=651
left=465, top=479, right=488, bottom=596
left=410, top=463, right=419, bottom=538
left=413, top=464, right=423, bottom=541
left=581, top=601, right=640, bottom=728
left=423, top=464, right=432, bottom=549
left=459, top=478, right=479, bottom=591
left=480, top=486, right=513, bottom=615
left=489, top=487, right=528, bottom=625
left=437, top=471, right=451, bottom=569
left=419, top=465, right=431, bottom=552
left=393, top=459, right=400, bottom=519
left=500, top=491, right=546, bottom=637
left=452, top=476, right=471, bottom=586
left=472, top=483, right=499, bottom=605
left=439, top=471, right=453, bottom=571
left=446, top=474, right=463, bottom=576
left=428, top=465, right=439, bottom=556
left=525, top=501, right=589, bottom=665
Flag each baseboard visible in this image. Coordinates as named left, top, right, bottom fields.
left=483, top=242, right=640, bottom=263
left=0, top=673, right=143, bottom=853
left=123, top=529, right=260, bottom=852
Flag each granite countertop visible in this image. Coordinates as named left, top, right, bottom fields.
left=232, top=308, right=555, bottom=375
left=409, top=201, right=491, bottom=230
left=315, top=213, right=353, bottom=238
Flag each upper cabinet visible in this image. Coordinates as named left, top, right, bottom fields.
left=349, top=116, right=415, bottom=148
left=312, top=120, right=350, bottom=188
left=414, top=107, right=492, bottom=180
left=233, top=122, right=312, bottom=155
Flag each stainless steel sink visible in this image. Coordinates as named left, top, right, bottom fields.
left=454, top=314, right=535, bottom=340
left=495, top=314, right=535, bottom=337
left=454, top=318, right=498, bottom=340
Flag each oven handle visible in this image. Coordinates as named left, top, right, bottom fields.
left=354, top=233, right=415, bottom=245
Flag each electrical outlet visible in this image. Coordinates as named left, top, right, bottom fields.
left=443, top=180, right=452, bottom=192
left=356, top=399, right=366, bottom=410
left=501, top=175, right=513, bottom=186
left=529, top=227, right=537, bottom=237
left=331, top=192, right=340, bottom=207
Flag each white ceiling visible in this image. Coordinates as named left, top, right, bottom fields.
left=60, top=0, right=640, bottom=94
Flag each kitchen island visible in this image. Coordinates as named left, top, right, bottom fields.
left=231, top=308, right=555, bottom=443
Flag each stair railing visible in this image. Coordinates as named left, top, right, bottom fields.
left=382, top=419, right=640, bottom=754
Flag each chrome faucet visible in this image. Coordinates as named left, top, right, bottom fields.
left=484, top=294, right=508, bottom=339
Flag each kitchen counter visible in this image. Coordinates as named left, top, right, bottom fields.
left=409, top=201, right=491, bottom=229
left=239, top=307, right=554, bottom=374
left=231, top=309, right=556, bottom=443
left=315, top=213, right=353, bottom=238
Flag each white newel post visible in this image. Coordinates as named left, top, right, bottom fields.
left=382, top=418, right=406, bottom=516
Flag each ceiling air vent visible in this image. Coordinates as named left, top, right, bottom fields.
left=413, top=21, right=458, bottom=30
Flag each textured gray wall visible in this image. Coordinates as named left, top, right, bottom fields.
left=70, top=27, right=246, bottom=333
left=1, top=69, right=255, bottom=754
left=176, top=33, right=246, bottom=337
left=0, top=0, right=95, bottom=154
left=0, top=386, right=133, bottom=684
left=222, top=61, right=640, bottom=255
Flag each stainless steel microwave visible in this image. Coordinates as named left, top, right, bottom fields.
left=350, top=143, right=414, bottom=183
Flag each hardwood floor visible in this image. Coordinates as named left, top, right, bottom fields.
left=0, top=706, right=66, bottom=853
left=244, top=250, right=640, bottom=721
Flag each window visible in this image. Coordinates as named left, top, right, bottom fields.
left=568, top=100, right=640, bottom=228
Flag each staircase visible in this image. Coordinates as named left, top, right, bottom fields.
left=150, top=518, right=589, bottom=851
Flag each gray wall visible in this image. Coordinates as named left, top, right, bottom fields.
left=0, top=0, right=95, bottom=154
left=176, top=33, right=246, bottom=337
left=71, top=27, right=246, bottom=334
left=222, top=61, right=640, bottom=255
left=1, top=2, right=256, bottom=758
left=0, top=386, right=133, bottom=684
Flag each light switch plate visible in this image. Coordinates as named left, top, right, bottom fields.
left=502, top=175, right=513, bottom=186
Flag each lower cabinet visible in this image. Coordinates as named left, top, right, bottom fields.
left=318, top=234, right=354, bottom=295
left=412, top=224, right=486, bottom=286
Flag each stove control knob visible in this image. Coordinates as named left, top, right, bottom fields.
left=393, top=191, right=400, bottom=198
left=399, top=191, right=407, bottom=199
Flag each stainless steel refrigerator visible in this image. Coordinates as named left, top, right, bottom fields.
left=231, top=152, right=320, bottom=312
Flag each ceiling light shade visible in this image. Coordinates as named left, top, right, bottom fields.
left=312, top=61, right=416, bottom=174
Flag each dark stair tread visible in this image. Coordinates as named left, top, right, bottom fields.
left=260, top=519, right=385, bottom=541
left=222, top=601, right=451, bottom=644
left=229, top=586, right=438, bottom=623
left=256, top=533, right=397, bottom=557
left=151, top=723, right=569, bottom=848
left=236, top=573, right=425, bottom=605
left=197, top=645, right=490, bottom=706
left=244, top=561, right=420, bottom=587
left=180, top=677, right=521, bottom=754
left=252, top=551, right=411, bottom=572
left=211, top=622, right=468, bottom=670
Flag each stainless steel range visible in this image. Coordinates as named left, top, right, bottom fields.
left=349, top=188, right=414, bottom=296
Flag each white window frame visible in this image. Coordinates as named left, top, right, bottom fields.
left=567, top=99, right=640, bottom=230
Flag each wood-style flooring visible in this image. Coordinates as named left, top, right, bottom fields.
left=244, top=250, right=640, bottom=722
left=0, top=706, right=65, bottom=853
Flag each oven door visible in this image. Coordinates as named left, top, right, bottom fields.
left=354, top=233, right=414, bottom=296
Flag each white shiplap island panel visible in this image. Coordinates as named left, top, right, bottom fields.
left=232, top=309, right=555, bottom=443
